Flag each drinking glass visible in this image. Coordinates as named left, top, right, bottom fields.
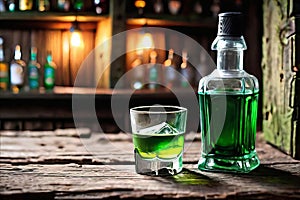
left=130, top=105, right=187, bottom=176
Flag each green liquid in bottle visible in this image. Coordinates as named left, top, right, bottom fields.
left=198, top=90, right=260, bottom=173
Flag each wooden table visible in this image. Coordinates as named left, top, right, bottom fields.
left=1, top=130, right=299, bottom=199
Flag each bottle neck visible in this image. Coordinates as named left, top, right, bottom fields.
left=30, top=47, right=37, bottom=62
left=46, top=54, right=52, bottom=63
left=150, top=50, right=157, bottom=64
left=14, top=50, right=21, bottom=60
left=217, top=49, right=244, bottom=71
left=31, top=54, right=37, bottom=62
left=211, top=36, right=247, bottom=72
left=168, top=50, right=174, bottom=60
left=0, top=46, right=4, bottom=62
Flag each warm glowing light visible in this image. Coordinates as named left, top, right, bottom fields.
left=139, top=33, right=154, bottom=49
left=164, top=49, right=174, bottom=66
left=71, top=30, right=82, bottom=47
left=150, top=50, right=157, bottom=63
left=131, top=58, right=142, bottom=68
left=164, top=59, right=171, bottom=66
left=181, top=50, right=188, bottom=69
left=135, top=0, right=146, bottom=8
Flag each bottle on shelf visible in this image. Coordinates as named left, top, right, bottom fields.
left=37, top=0, right=51, bottom=12
left=0, top=0, right=6, bottom=12
left=134, top=0, right=146, bottom=17
left=28, top=47, right=40, bottom=91
left=19, top=0, right=33, bottom=11
left=168, top=0, right=181, bottom=15
left=44, top=51, right=56, bottom=90
left=130, top=51, right=144, bottom=90
left=56, top=0, right=70, bottom=12
left=0, top=37, right=9, bottom=91
left=93, top=0, right=109, bottom=15
left=194, top=0, right=203, bottom=15
left=198, top=12, right=260, bottom=173
left=10, top=45, right=26, bottom=93
left=180, top=50, right=194, bottom=88
left=6, top=0, right=17, bottom=11
left=73, top=0, right=84, bottom=11
left=163, top=49, right=178, bottom=88
left=153, top=0, right=163, bottom=14
left=147, top=50, right=161, bottom=90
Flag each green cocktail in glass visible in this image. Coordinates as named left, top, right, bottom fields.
left=130, top=106, right=187, bottom=176
left=133, top=132, right=185, bottom=159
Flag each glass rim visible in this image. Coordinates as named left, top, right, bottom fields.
left=130, top=105, right=187, bottom=114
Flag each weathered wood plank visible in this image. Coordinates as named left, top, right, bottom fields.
left=0, top=163, right=299, bottom=199
left=109, top=0, right=126, bottom=88
left=262, top=0, right=299, bottom=159
left=95, top=18, right=112, bottom=88
left=1, top=131, right=299, bottom=199
left=61, top=31, right=71, bottom=86
left=0, top=131, right=297, bottom=165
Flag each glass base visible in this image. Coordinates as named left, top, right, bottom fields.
left=135, top=150, right=183, bottom=176
left=198, top=152, right=260, bottom=173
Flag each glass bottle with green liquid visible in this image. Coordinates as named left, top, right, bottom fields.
left=28, top=47, right=40, bottom=91
left=198, top=12, right=260, bottom=173
left=0, top=37, right=9, bottom=91
left=44, top=51, right=56, bottom=90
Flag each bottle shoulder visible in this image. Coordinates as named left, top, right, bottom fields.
left=45, top=61, right=57, bottom=69
left=200, top=69, right=258, bottom=79
left=198, top=69, right=259, bottom=94
left=11, top=59, right=26, bottom=67
left=29, top=61, right=41, bottom=68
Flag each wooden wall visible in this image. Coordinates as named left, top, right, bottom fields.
left=262, top=0, right=298, bottom=158
left=0, top=24, right=96, bottom=87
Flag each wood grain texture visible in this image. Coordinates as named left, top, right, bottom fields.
left=0, top=130, right=299, bottom=199
left=109, top=0, right=126, bottom=88
left=95, top=18, right=112, bottom=88
left=262, top=0, right=299, bottom=158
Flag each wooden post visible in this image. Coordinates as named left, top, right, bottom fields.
left=95, top=0, right=126, bottom=88
left=109, top=0, right=126, bottom=88
left=262, top=0, right=300, bottom=159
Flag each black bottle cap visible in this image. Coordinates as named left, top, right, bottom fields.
left=217, top=12, right=243, bottom=37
